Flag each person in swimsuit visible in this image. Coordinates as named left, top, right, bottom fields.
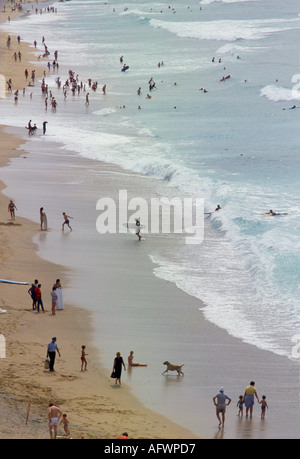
left=48, top=403, right=62, bottom=439
left=127, top=350, right=147, bottom=367
left=8, top=200, right=17, bottom=219
left=62, top=212, right=73, bottom=231
left=259, top=395, right=268, bottom=419
left=81, top=345, right=88, bottom=371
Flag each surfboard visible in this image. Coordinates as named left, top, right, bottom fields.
left=123, top=222, right=146, bottom=230
left=220, top=75, right=231, bottom=81
left=121, top=66, right=129, bottom=72
left=0, top=279, right=29, bottom=285
left=56, top=288, right=64, bottom=310
left=43, top=214, right=48, bottom=231
left=262, top=213, right=288, bottom=216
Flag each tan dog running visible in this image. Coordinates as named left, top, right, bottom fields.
left=162, top=361, right=184, bottom=376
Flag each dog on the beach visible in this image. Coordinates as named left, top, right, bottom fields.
left=162, top=361, right=184, bottom=376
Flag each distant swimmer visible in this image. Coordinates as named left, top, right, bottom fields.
left=263, top=209, right=288, bottom=216
left=282, top=105, right=299, bottom=110
left=215, top=205, right=222, bottom=211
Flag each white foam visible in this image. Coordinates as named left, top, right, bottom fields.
left=260, top=84, right=300, bottom=102
left=200, top=0, right=261, bottom=4
left=150, top=18, right=300, bottom=42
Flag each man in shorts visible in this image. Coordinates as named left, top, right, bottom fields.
left=213, top=387, right=231, bottom=428
left=48, top=403, right=62, bottom=439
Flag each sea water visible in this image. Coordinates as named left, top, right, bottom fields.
left=1, top=0, right=300, bottom=437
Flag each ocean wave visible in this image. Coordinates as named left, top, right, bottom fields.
left=149, top=18, right=300, bottom=42
left=200, top=0, right=261, bottom=4
left=260, top=84, right=300, bottom=102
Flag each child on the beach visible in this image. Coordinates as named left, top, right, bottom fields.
left=62, top=212, right=73, bottom=231
left=237, top=395, right=244, bottom=417
left=51, top=286, right=57, bottom=315
left=259, top=395, right=268, bottom=419
left=60, top=414, right=70, bottom=436
left=81, top=345, right=88, bottom=371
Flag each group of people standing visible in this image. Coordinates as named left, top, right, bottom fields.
left=28, top=278, right=63, bottom=314
left=213, top=381, right=268, bottom=429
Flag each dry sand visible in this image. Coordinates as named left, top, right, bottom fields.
left=0, top=1, right=198, bottom=440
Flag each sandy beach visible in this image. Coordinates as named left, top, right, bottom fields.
left=0, top=1, right=197, bottom=440
left=1, top=0, right=300, bottom=442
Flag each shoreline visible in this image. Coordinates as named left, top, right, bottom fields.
left=0, top=1, right=199, bottom=439
left=1, top=0, right=300, bottom=440
left=0, top=127, right=199, bottom=440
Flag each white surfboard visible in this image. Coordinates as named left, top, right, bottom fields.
left=0, top=279, right=29, bottom=285
left=123, top=222, right=146, bottom=230
left=56, top=288, right=64, bottom=310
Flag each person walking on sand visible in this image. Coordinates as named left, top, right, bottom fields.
left=47, top=337, right=61, bottom=372
left=60, top=414, right=70, bottom=436
left=51, top=287, right=57, bottom=315
left=111, top=352, right=126, bottom=386
left=8, top=200, right=17, bottom=220
left=81, top=345, right=88, bottom=371
left=213, top=387, right=231, bottom=428
left=244, top=381, right=260, bottom=418
left=48, top=403, right=62, bottom=439
left=36, top=284, right=45, bottom=313
left=62, top=212, right=73, bottom=231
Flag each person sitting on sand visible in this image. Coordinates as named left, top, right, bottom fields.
left=128, top=351, right=147, bottom=367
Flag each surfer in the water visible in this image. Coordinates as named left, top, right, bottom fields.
left=135, top=218, right=142, bottom=241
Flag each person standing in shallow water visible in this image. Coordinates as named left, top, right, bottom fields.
left=62, top=212, right=73, bottom=231
left=244, top=381, right=260, bottom=418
